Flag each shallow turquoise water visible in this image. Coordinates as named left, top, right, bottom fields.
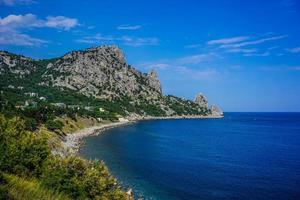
left=80, top=113, right=300, bottom=200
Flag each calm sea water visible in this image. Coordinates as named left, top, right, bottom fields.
left=79, top=113, right=300, bottom=200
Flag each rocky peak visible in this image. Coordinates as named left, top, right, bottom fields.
left=1, top=47, right=223, bottom=118
left=194, top=93, right=208, bottom=109
left=0, top=51, right=34, bottom=76
left=42, top=45, right=163, bottom=99
left=88, top=45, right=125, bottom=63
left=148, top=69, right=162, bottom=94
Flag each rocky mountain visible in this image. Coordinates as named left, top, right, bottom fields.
left=0, top=51, right=35, bottom=77
left=41, top=46, right=162, bottom=101
left=0, top=46, right=223, bottom=118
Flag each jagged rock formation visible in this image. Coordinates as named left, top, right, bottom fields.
left=210, top=105, right=223, bottom=116
left=194, top=93, right=223, bottom=117
left=0, top=45, right=223, bottom=118
left=0, top=51, right=35, bottom=77
left=194, top=93, right=209, bottom=109
left=41, top=46, right=162, bottom=101
left=147, top=69, right=162, bottom=94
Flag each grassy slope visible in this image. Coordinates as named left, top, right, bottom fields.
left=1, top=174, right=70, bottom=200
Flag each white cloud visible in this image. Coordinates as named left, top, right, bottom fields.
left=0, top=14, right=40, bottom=31
left=0, top=0, right=34, bottom=6
left=174, top=66, right=218, bottom=80
left=141, top=62, right=218, bottom=80
left=244, top=52, right=270, bottom=57
left=219, top=35, right=287, bottom=49
left=261, top=65, right=300, bottom=72
left=287, top=47, right=300, bottom=53
left=121, top=36, right=158, bottom=46
left=117, top=24, right=142, bottom=30
left=0, top=14, right=78, bottom=30
left=76, top=34, right=115, bottom=44
left=77, top=33, right=159, bottom=46
left=226, top=48, right=257, bottom=53
left=45, top=16, right=78, bottom=30
left=207, top=36, right=249, bottom=45
left=138, top=53, right=218, bottom=80
left=206, top=35, right=287, bottom=57
left=0, top=13, right=79, bottom=46
left=145, top=63, right=171, bottom=70
left=177, top=53, right=215, bottom=65
left=0, top=32, right=47, bottom=46
left=184, top=43, right=202, bottom=48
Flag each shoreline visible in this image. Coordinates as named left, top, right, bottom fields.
left=140, top=115, right=223, bottom=120
left=61, top=114, right=223, bottom=155
left=60, top=120, right=134, bottom=155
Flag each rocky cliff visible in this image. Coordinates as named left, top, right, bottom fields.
left=194, top=93, right=223, bottom=116
left=0, top=46, right=223, bottom=118
left=41, top=46, right=162, bottom=100
left=0, top=51, right=35, bottom=77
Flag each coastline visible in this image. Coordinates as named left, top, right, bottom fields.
left=61, top=114, right=223, bottom=155
left=140, top=114, right=224, bottom=120
left=60, top=120, right=134, bottom=155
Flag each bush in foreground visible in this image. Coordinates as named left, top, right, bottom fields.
left=0, top=115, right=128, bottom=199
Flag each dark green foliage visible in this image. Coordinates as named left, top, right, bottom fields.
left=136, top=103, right=166, bottom=116
left=165, top=95, right=210, bottom=116
left=45, top=120, right=64, bottom=131
left=0, top=116, right=50, bottom=177
left=24, top=117, right=39, bottom=131
left=0, top=115, right=128, bottom=199
left=41, top=156, right=126, bottom=199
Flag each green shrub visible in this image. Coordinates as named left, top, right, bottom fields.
left=24, top=117, right=38, bottom=131
left=0, top=115, right=50, bottom=177
left=0, top=115, right=128, bottom=199
left=41, top=156, right=127, bottom=200
left=45, top=120, right=64, bottom=131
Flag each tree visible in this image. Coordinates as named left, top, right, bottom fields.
left=45, top=120, right=64, bottom=132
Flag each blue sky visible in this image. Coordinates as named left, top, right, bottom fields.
left=1, top=0, right=300, bottom=111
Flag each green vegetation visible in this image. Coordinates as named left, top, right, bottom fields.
left=0, top=49, right=212, bottom=199
left=0, top=174, right=69, bottom=200
left=45, top=119, right=64, bottom=132
left=0, top=115, right=128, bottom=199
left=41, top=157, right=126, bottom=199
left=165, top=95, right=210, bottom=116
left=0, top=51, right=211, bottom=120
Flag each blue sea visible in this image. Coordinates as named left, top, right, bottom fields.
left=79, top=113, right=300, bottom=200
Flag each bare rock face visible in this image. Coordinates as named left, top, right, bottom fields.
left=0, top=51, right=34, bottom=77
left=194, top=93, right=209, bottom=109
left=194, top=93, right=223, bottom=117
left=42, top=45, right=162, bottom=100
left=148, top=69, right=162, bottom=93
left=210, top=105, right=223, bottom=116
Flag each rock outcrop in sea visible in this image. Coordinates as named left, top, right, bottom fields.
left=194, top=93, right=223, bottom=117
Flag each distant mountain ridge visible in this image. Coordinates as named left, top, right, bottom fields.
left=0, top=45, right=222, bottom=118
